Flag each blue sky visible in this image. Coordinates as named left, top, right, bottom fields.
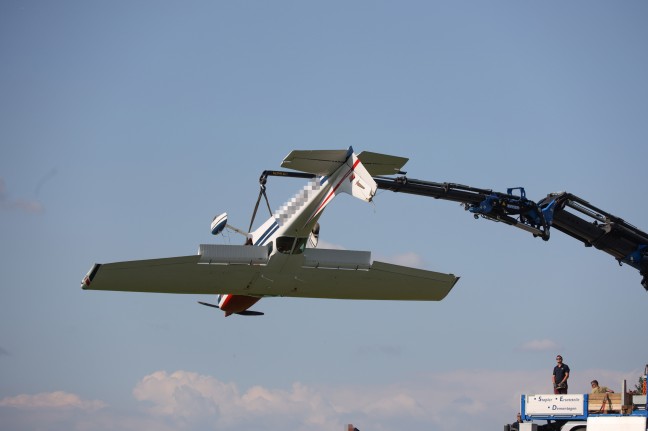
left=1, top=1, right=647, bottom=430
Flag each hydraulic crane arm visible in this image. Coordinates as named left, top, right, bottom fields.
left=539, top=192, right=648, bottom=290
left=374, top=176, right=553, bottom=240
left=374, top=176, right=648, bottom=292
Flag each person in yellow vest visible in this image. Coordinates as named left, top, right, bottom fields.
left=590, top=380, right=614, bottom=393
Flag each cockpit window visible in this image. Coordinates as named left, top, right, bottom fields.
left=276, top=236, right=308, bottom=254
left=293, top=237, right=307, bottom=254
left=276, top=236, right=294, bottom=253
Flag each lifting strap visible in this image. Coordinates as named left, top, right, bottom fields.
left=248, top=179, right=273, bottom=233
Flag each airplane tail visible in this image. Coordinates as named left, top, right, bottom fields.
left=281, top=147, right=407, bottom=203
left=262, top=147, right=409, bottom=237
left=337, top=152, right=376, bottom=202
left=282, top=148, right=409, bottom=177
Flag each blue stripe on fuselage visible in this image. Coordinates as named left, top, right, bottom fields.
left=255, top=220, right=279, bottom=246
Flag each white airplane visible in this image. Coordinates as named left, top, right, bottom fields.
left=81, top=147, right=459, bottom=316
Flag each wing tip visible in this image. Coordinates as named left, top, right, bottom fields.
left=80, top=263, right=102, bottom=289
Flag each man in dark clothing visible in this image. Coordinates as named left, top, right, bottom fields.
left=508, top=412, right=523, bottom=430
left=553, top=355, right=570, bottom=394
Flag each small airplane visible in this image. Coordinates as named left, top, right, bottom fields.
left=81, top=147, right=459, bottom=316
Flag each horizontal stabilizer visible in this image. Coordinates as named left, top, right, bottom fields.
left=281, top=149, right=351, bottom=175
left=357, top=151, right=409, bottom=176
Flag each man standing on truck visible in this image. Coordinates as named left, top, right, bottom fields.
left=553, top=355, right=570, bottom=394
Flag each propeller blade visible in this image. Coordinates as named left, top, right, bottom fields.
left=236, top=310, right=264, bottom=316
left=198, top=301, right=264, bottom=316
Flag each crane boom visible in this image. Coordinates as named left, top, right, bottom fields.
left=374, top=176, right=648, bottom=291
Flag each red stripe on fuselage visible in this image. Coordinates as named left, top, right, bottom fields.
left=306, top=159, right=360, bottom=225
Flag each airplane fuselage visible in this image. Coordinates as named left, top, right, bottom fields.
left=218, top=150, right=376, bottom=316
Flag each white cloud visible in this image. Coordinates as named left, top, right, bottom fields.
left=129, top=369, right=549, bottom=431
left=0, top=391, right=106, bottom=410
left=1, top=367, right=638, bottom=431
left=132, top=371, right=341, bottom=430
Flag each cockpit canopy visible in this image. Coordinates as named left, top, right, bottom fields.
left=275, top=236, right=308, bottom=255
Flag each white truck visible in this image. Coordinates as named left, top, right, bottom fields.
left=507, top=377, right=647, bottom=431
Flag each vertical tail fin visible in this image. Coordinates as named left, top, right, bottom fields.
left=337, top=153, right=377, bottom=202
